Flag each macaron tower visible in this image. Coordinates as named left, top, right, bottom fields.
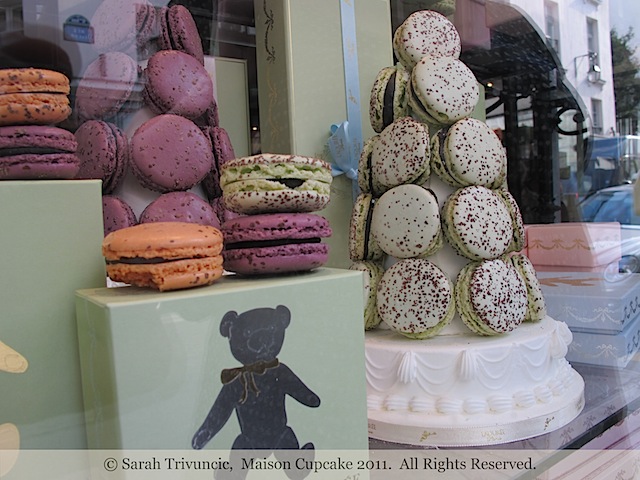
left=75, top=2, right=235, bottom=240
left=352, top=9, right=545, bottom=337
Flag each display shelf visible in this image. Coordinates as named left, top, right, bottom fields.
left=369, top=353, right=640, bottom=477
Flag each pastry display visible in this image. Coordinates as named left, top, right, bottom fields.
left=102, top=222, right=224, bottom=291
left=358, top=10, right=584, bottom=446
left=220, top=154, right=332, bottom=214
left=74, top=120, right=129, bottom=193
left=221, top=213, right=332, bottom=275
left=0, top=125, right=79, bottom=180
left=0, top=68, right=72, bottom=126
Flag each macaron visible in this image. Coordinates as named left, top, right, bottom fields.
left=393, top=10, right=461, bottom=69
left=442, top=185, right=514, bottom=261
left=349, top=193, right=384, bottom=262
left=158, top=5, right=204, bottom=64
left=0, top=125, right=79, bottom=180
left=221, top=213, right=332, bottom=275
left=431, top=118, right=507, bottom=189
left=201, top=126, right=236, bottom=200
left=350, top=260, right=385, bottom=330
left=508, top=253, right=546, bottom=322
left=74, top=120, right=128, bottom=194
left=357, top=135, right=378, bottom=194
left=0, top=68, right=71, bottom=126
left=143, top=50, right=213, bottom=119
left=369, top=63, right=410, bottom=133
left=220, top=154, right=332, bottom=214
left=102, top=222, right=224, bottom=291
left=130, top=114, right=214, bottom=193
left=91, top=0, right=157, bottom=56
left=75, top=52, right=140, bottom=122
left=498, top=189, right=526, bottom=253
left=409, top=55, right=479, bottom=126
left=102, top=195, right=137, bottom=236
left=455, top=258, right=527, bottom=335
left=376, top=258, right=455, bottom=339
left=369, top=116, right=430, bottom=196
left=139, top=191, right=221, bottom=229
left=371, top=184, right=442, bottom=259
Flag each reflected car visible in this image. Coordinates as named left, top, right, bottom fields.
left=578, top=184, right=640, bottom=273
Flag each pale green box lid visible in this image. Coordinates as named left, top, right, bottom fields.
left=0, top=180, right=106, bottom=449
left=76, top=268, right=368, bottom=451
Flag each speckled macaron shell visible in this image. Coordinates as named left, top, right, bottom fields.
left=222, top=213, right=332, bottom=275
left=370, top=116, right=431, bottom=195
left=74, top=120, right=128, bottom=194
left=498, top=189, right=526, bottom=253
left=201, top=126, right=236, bottom=200
left=455, top=258, right=527, bottom=335
left=220, top=154, right=332, bottom=214
left=392, top=10, right=461, bottom=69
left=371, top=184, right=442, bottom=259
left=75, top=52, right=139, bottom=122
left=377, top=258, right=455, bottom=339
left=409, top=55, right=479, bottom=126
left=431, top=118, right=507, bottom=188
left=102, top=195, right=137, bottom=236
left=139, top=191, right=221, bottom=229
left=442, top=185, right=514, bottom=260
left=0, top=125, right=79, bottom=180
left=357, top=135, right=377, bottom=194
left=349, top=193, right=384, bottom=262
left=130, top=114, right=214, bottom=193
left=0, top=68, right=71, bottom=126
left=159, top=5, right=205, bottom=64
left=369, top=63, right=411, bottom=133
left=509, top=253, right=547, bottom=322
left=143, top=50, right=213, bottom=119
left=350, top=260, right=385, bottom=330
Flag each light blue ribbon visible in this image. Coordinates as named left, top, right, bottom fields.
left=328, top=0, right=363, bottom=202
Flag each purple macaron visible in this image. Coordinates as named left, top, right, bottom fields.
left=75, top=52, right=140, bottom=122
left=143, top=50, right=213, bottom=119
left=74, top=120, right=128, bottom=194
left=201, top=126, right=236, bottom=199
left=0, top=125, right=80, bottom=180
left=158, top=5, right=204, bottom=64
left=102, top=195, right=137, bottom=236
left=139, top=191, right=220, bottom=229
left=222, top=213, right=332, bottom=275
left=130, top=113, right=214, bottom=193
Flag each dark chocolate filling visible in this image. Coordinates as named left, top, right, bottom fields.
left=106, top=256, right=191, bottom=265
left=0, top=146, right=68, bottom=156
left=382, top=71, right=396, bottom=129
left=225, top=237, right=321, bottom=250
left=363, top=197, right=376, bottom=259
left=274, top=178, right=305, bottom=189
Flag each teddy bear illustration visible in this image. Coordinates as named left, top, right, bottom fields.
left=192, top=305, right=320, bottom=480
left=0, top=339, right=28, bottom=478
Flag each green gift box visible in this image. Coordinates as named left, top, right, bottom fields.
left=76, top=268, right=368, bottom=450
left=0, top=180, right=105, bottom=449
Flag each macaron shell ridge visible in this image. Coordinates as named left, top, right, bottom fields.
left=509, top=253, right=547, bottom=322
left=376, top=258, right=455, bottom=339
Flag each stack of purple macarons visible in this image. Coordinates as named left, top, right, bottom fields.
left=73, top=0, right=236, bottom=237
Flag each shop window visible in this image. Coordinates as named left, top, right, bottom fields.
left=591, top=98, right=603, bottom=135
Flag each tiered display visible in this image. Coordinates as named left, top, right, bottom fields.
left=353, top=10, right=584, bottom=446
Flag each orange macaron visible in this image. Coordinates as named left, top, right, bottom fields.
left=0, top=68, right=71, bottom=126
left=102, top=222, right=224, bottom=291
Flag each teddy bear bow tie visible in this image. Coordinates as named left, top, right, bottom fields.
left=221, top=358, right=280, bottom=404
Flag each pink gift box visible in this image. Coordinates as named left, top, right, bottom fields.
left=526, top=222, right=622, bottom=268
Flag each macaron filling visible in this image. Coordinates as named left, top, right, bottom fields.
left=382, top=71, right=396, bottom=127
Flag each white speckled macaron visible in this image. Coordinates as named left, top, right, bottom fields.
left=393, top=10, right=461, bottom=69
left=370, top=116, right=431, bottom=196
left=508, top=253, right=547, bottom=322
left=442, top=185, right=514, bottom=261
left=377, top=258, right=455, bottom=339
left=498, top=189, right=526, bottom=253
left=431, top=118, right=507, bottom=189
left=371, top=184, right=442, bottom=259
left=455, top=258, right=527, bottom=335
left=350, top=260, right=385, bottom=330
left=409, top=55, right=479, bottom=126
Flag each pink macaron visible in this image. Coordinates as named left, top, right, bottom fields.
left=158, top=5, right=204, bottom=64
left=102, top=195, right=137, bottom=236
left=222, top=213, right=332, bottom=275
left=139, top=191, right=220, bottom=229
left=129, top=114, right=214, bottom=193
left=143, top=49, right=213, bottom=119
